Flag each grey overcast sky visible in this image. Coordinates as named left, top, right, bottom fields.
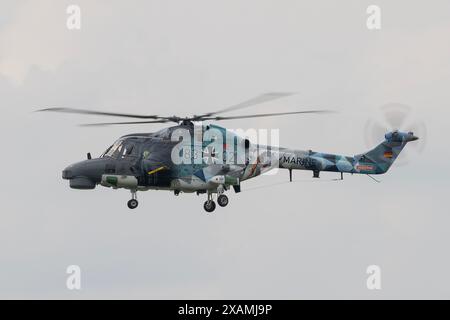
left=0, top=0, right=449, bottom=299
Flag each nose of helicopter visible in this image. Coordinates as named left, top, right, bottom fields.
left=62, top=159, right=104, bottom=189
left=62, top=167, right=74, bottom=179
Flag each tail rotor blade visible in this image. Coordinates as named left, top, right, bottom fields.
left=381, top=104, right=411, bottom=130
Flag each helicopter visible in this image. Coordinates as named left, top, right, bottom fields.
left=39, top=93, right=418, bottom=212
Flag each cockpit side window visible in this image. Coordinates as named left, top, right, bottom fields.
left=120, top=143, right=137, bottom=159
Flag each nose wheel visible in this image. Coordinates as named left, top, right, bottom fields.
left=127, top=191, right=138, bottom=209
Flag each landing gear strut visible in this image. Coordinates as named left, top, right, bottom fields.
left=203, top=192, right=216, bottom=213
left=203, top=185, right=230, bottom=212
left=127, top=191, right=138, bottom=209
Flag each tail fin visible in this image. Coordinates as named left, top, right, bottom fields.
left=356, top=131, right=418, bottom=174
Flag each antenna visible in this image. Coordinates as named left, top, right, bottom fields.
left=366, top=174, right=381, bottom=183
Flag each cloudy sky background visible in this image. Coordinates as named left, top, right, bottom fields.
left=0, top=0, right=449, bottom=299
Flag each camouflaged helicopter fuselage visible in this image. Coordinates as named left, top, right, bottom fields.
left=62, top=123, right=418, bottom=192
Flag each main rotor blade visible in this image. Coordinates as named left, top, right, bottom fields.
left=79, top=119, right=171, bottom=127
left=202, top=110, right=334, bottom=121
left=193, top=92, right=296, bottom=119
left=37, top=107, right=168, bottom=120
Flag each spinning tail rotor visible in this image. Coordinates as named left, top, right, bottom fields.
left=364, top=103, right=426, bottom=166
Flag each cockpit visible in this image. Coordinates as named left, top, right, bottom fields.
left=101, top=138, right=139, bottom=159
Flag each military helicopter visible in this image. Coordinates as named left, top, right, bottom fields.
left=39, top=93, right=418, bottom=212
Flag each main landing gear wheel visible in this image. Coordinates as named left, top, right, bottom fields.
left=127, top=199, right=138, bottom=209
left=217, top=194, right=229, bottom=207
left=203, top=200, right=216, bottom=213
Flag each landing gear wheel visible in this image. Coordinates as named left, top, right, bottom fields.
left=127, top=199, right=138, bottom=209
left=217, top=194, right=229, bottom=207
left=203, top=200, right=216, bottom=213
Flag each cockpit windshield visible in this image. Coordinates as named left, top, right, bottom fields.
left=101, top=139, right=138, bottom=159
left=102, top=140, right=123, bottom=158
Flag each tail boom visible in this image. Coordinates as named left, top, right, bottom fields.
left=278, top=131, right=418, bottom=176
